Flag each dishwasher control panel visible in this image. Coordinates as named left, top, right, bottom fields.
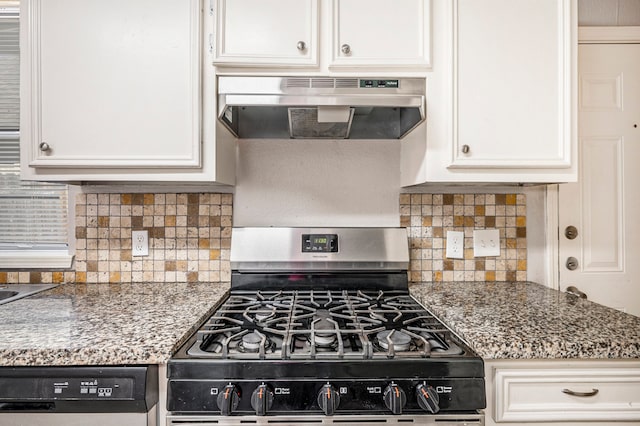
left=0, top=365, right=158, bottom=412
left=0, top=376, right=135, bottom=399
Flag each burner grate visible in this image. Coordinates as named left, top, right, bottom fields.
left=187, top=290, right=464, bottom=360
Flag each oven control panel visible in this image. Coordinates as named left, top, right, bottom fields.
left=168, top=378, right=485, bottom=415
left=302, top=234, right=338, bottom=253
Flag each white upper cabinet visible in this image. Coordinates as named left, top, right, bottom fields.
left=20, top=0, right=235, bottom=183
left=452, top=0, right=572, bottom=169
left=330, top=0, right=431, bottom=69
left=213, top=0, right=319, bottom=67
left=402, top=0, right=577, bottom=185
left=212, top=0, right=431, bottom=71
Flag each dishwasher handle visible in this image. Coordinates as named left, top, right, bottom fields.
left=0, top=402, right=55, bottom=411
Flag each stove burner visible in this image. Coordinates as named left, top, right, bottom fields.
left=376, top=330, right=412, bottom=352
left=313, top=310, right=338, bottom=347
left=254, top=308, right=275, bottom=322
left=241, top=331, right=263, bottom=352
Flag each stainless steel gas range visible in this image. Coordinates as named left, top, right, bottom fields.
left=167, top=227, right=485, bottom=426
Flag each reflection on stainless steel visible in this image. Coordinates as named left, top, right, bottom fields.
left=0, top=284, right=58, bottom=305
left=167, top=413, right=485, bottom=426
left=0, top=299, right=73, bottom=348
left=217, top=77, right=426, bottom=140
left=230, top=227, right=409, bottom=272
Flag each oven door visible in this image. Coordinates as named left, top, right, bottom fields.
left=167, top=414, right=484, bottom=425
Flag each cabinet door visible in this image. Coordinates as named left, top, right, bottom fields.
left=330, top=0, right=431, bottom=69
left=213, top=0, right=319, bottom=67
left=21, top=0, right=202, bottom=170
left=450, top=0, right=573, bottom=169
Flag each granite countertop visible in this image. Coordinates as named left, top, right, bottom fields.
left=2, top=280, right=638, bottom=366
left=410, top=281, right=640, bottom=360
left=0, top=282, right=229, bottom=366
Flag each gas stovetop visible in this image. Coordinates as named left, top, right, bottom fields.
left=185, top=288, right=467, bottom=360
left=167, top=227, right=485, bottom=419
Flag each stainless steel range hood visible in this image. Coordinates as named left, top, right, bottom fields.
left=217, top=76, right=426, bottom=140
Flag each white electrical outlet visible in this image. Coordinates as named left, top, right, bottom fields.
left=132, top=230, right=149, bottom=256
left=445, top=231, right=464, bottom=259
left=473, top=229, right=500, bottom=257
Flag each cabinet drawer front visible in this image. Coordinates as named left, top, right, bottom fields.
left=495, top=368, right=640, bottom=422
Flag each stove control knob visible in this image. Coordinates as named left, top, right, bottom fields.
left=416, top=384, right=440, bottom=413
left=383, top=383, right=407, bottom=415
left=317, top=384, right=340, bottom=415
left=217, top=384, right=240, bottom=416
left=251, top=384, right=274, bottom=416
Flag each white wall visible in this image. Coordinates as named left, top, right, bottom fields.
left=233, top=139, right=401, bottom=227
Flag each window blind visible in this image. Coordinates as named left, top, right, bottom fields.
left=0, top=7, right=69, bottom=249
left=0, top=14, right=19, bottom=130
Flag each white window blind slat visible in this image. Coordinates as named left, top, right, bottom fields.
left=0, top=131, right=19, bottom=162
left=0, top=7, right=69, bottom=251
left=0, top=19, right=19, bottom=130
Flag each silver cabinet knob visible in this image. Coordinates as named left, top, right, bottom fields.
left=297, top=41, right=306, bottom=51
left=39, top=142, right=51, bottom=152
left=461, top=144, right=470, bottom=154
left=341, top=44, right=351, bottom=55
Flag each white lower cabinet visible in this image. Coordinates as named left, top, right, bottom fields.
left=20, top=0, right=235, bottom=183
left=485, top=360, right=640, bottom=425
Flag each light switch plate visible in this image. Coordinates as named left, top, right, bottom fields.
left=445, top=231, right=464, bottom=259
left=473, top=229, right=500, bottom=257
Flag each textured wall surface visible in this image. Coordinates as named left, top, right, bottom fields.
left=0, top=193, right=232, bottom=284
left=401, top=193, right=527, bottom=283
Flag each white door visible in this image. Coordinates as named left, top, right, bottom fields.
left=559, top=43, right=640, bottom=316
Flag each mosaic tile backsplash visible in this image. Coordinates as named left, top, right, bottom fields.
left=400, top=193, right=527, bottom=283
left=0, top=193, right=232, bottom=284
left=1, top=191, right=526, bottom=285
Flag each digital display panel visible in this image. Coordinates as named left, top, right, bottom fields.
left=302, top=234, right=338, bottom=253
left=359, top=79, right=399, bottom=88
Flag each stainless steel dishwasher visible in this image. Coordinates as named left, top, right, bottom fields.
left=0, top=365, right=157, bottom=426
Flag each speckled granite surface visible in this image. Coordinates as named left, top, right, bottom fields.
left=410, top=281, right=640, bottom=360
left=0, top=282, right=229, bottom=366
left=2, top=281, right=638, bottom=365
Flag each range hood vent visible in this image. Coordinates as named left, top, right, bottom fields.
left=218, top=76, right=425, bottom=140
